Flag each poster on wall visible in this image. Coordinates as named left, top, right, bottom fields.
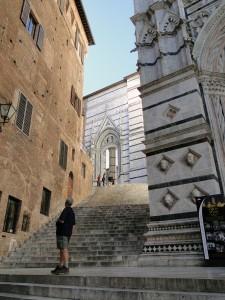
left=195, top=194, right=225, bottom=261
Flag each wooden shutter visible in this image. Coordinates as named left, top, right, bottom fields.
left=36, top=25, right=44, bottom=51
left=75, top=26, right=79, bottom=49
left=59, top=140, right=68, bottom=170
left=16, top=94, right=27, bottom=130
left=64, top=143, right=68, bottom=169
left=58, top=0, right=65, bottom=14
left=77, top=98, right=81, bottom=117
left=59, top=140, right=64, bottom=167
left=23, top=101, right=33, bottom=136
left=66, top=0, right=70, bottom=12
left=70, top=85, right=75, bottom=107
left=20, top=0, right=30, bottom=26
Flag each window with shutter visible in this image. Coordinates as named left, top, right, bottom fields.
left=40, top=187, right=51, bottom=216
left=16, top=93, right=33, bottom=136
left=59, top=140, right=68, bottom=170
left=3, top=196, right=22, bottom=234
left=20, top=0, right=44, bottom=51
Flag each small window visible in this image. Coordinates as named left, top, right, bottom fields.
left=82, top=163, right=86, bottom=178
left=59, top=140, right=68, bottom=170
left=20, top=0, right=44, bottom=51
left=40, top=187, right=51, bottom=216
left=21, top=212, right=30, bottom=232
left=72, top=148, right=75, bottom=161
left=3, top=196, right=22, bottom=234
left=16, top=93, right=33, bottom=136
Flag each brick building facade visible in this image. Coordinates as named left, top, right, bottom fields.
left=0, top=0, right=94, bottom=257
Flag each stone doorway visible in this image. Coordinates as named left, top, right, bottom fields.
left=95, top=130, right=121, bottom=185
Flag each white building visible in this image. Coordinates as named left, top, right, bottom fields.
left=84, top=73, right=147, bottom=185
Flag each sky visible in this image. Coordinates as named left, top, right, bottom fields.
left=82, top=0, right=137, bottom=95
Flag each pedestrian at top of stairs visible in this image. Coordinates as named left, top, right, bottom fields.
left=51, top=197, right=76, bottom=275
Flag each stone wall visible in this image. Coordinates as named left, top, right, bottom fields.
left=0, top=0, right=93, bottom=257
left=132, top=0, right=225, bottom=265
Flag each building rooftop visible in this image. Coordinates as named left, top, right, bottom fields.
left=75, top=0, right=95, bottom=45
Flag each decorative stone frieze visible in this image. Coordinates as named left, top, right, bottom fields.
left=165, top=104, right=180, bottom=120
left=185, top=148, right=201, bottom=167
left=161, top=189, right=179, bottom=210
left=143, top=242, right=202, bottom=253
left=199, top=75, right=225, bottom=95
left=190, top=185, right=208, bottom=204
left=160, top=11, right=182, bottom=35
left=158, top=155, right=174, bottom=172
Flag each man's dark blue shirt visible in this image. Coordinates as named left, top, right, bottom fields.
left=56, top=206, right=76, bottom=237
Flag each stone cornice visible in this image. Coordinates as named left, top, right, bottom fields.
left=199, top=72, right=225, bottom=95
left=139, top=65, right=197, bottom=97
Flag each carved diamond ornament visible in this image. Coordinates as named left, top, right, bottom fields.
left=158, top=155, right=174, bottom=173
left=190, top=186, right=207, bottom=204
left=161, top=189, right=179, bottom=210
left=165, top=104, right=180, bottom=120
left=185, top=149, right=201, bottom=167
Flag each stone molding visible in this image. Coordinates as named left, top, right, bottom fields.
left=143, top=242, right=202, bottom=253
left=199, top=74, right=225, bottom=95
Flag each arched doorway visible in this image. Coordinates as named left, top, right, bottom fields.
left=95, top=129, right=120, bottom=184
left=67, top=171, right=74, bottom=197
left=193, top=4, right=225, bottom=189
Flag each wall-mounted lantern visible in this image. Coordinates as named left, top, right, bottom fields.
left=0, top=103, right=17, bottom=132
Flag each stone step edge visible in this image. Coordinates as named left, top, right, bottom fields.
left=0, top=282, right=225, bottom=296
left=0, top=292, right=65, bottom=300
left=0, top=274, right=225, bottom=293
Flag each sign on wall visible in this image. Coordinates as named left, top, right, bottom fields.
left=195, top=194, right=225, bottom=261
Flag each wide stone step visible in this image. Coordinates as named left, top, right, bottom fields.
left=0, top=292, right=65, bottom=300
left=0, top=268, right=225, bottom=300
left=0, top=283, right=225, bottom=300
left=9, top=249, right=139, bottom=258
left=34, top=230, right=146, bottom=238
left=1, top=260, right=136, bottom=268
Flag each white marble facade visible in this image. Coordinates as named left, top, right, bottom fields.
left=84, top=73, right=147, bottom=185
left=132, top=0, right=225, bottom=265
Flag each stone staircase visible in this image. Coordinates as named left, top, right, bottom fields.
left=1, top=204, right=150, bottom=268
left=0, top=267, right=225, bottom=299
left=0, top=184, right=224, bottom=299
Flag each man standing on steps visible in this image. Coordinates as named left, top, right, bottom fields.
left=51, top=197, right=76, bottom=275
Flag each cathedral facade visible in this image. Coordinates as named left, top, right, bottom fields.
left=132, top=0, right=225, bottom=265
left=84, top=73, right=147, bottom=185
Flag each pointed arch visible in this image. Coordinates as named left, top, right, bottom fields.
left=193, top=4, right=225, bottom=73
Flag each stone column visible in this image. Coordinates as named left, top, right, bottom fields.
left=132, top=0, right=222, bottom=266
